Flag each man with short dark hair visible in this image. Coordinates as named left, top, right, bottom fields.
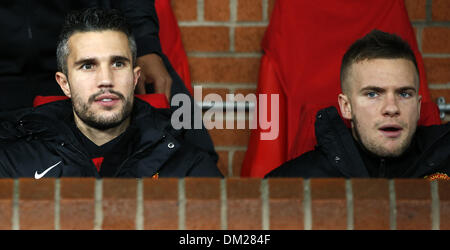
left=0, top=8, right=222, bottom=178
left=266, top=30, right=450, bottom=179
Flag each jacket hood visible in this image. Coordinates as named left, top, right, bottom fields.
left=314, top=106, right=369, bottom=177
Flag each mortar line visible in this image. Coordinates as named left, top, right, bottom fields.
left=346, top=179, right=354, bottom=230
left=136, top=179, right=144, bottom=230
left=54, top=179, right=60, bottom=230
left=12, top=179, right=19, bottom=230
left=221, top=179, right=227, bottom=230
left=304, top=179, right=312, bottom=230
left=178, top=179, right=186, bottom=230
left=94, top=179, right=103, bottom=230
left=261, top=179, right=269, bottom=230
left=431, top=181, right=440, bottom=230
left=389, top=180, right=396, bottom=230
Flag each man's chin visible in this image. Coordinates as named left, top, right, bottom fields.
left=83, top=116, right=126, bottom=130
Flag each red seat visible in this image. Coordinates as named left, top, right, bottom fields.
left=241, top=0, right=442, bottom=177
left=33, top=94, right=169, bottom=109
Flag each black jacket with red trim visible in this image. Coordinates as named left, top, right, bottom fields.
left=266, top=107, right=450, bottom=179
left=0, top=99, right=223, bottom=178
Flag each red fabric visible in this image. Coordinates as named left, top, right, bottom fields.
left=33, top=93, right=170, bottom=108
left=155, top=0, right=193, bottom=95
left=241, top=0, right=442, bottom=177
left=91, top=157, right=104, bottom=172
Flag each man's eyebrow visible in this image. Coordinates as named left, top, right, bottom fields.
left=396, top=86, right=417, bottom=92
left=73, top=58, right=96, bottom=67
left=359, top=86, right=385, bottom=93
left=111, top=55, right=131, bottom=63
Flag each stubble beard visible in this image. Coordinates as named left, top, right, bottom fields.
left=352, top=115, right=413, bottom=158
left=72, top=89, right=134, bottom=131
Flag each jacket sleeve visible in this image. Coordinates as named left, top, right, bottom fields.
left=112, top=0, right=162, bottom=57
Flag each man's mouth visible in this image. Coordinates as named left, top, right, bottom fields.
left=93, top=93, right=121, bottom=107
left=378, top=124, right=403, bottom=138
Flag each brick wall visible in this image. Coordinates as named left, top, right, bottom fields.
left=406, top=0, right=450, bottom=122
left=171, top=0, right=450, bottom=177
left=0, top=178, right=448, bottom=230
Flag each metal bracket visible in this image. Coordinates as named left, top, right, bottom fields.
left=437, top=97, right=450, bottom=119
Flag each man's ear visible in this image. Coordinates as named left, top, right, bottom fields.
left=338, top=93, right=352, bottom=120
left=133, top=66, right=141, bottom=90
left=55, top=72, right=71, bottom=98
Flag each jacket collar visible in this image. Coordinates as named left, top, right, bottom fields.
left=314, top=106, right=369, bottom=177
left=9, top=98, right=178, bottom=150
left=315, top=106, right=450, bottom=178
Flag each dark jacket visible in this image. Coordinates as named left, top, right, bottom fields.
left=0, top=99, right=223, bottom=178
left=266, top=107, right=450, bottom=178
left=0, top=0, right=161, bottom=110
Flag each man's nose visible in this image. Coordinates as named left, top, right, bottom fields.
left=97, top=65, right=113, bottom=88
left=382, top=93, right=400, bottom=117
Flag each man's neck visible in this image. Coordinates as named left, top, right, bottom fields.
left=74, top=115, right=130, bottom=146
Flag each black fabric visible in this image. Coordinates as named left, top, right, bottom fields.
left=266, top=106, right=450, bottom=178
left=0, top=99, right=223, bottom=178
left=354, top=135, right=421, bottom=178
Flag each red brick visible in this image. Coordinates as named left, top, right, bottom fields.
left=404, top=0, right=427, bottom=21
left=185, top=178, right=221, bottom=229
left=268, top=178, right=303, bottom=229
left=432, top=0, right=450, bottom=21
left=208, top=128, right=251, bottom=146
left=395, top=179, right=431, bottom=230
left=200, top=88, right=230, bottom=101
left=234, top=88, right=257, bottom=97
left=0, top=179, right=13, bottom=230
left=180, top=26, right=230, bottom=52
left=217, top=150, right=229, bottom=177
left=189, top=57, right=260, bottom=83
left=227, top=178, right=262, bottom=229
left=430, top=89, right=450, bottom=104
left=171, top=0, right=197, bottom=21
left=424, top=57, right=450, bottom=84
left=19, top=178, right=55, bottom=230
left=102, top=178, right=137, bottom=230
left=422, top=27, right=450, bottom=53
left=205, top=0, right=230, bottom=21
left=438, top=181, right=450, bottom=230
left=232, top=150, right=247, bottom=177
left=235, top=27, right=266, bottom=52
left=352, top=179, right=390, bottom=230
left=310, top=178, right=346, bottom=230
left=59, top=178, right=95, bottom=230
left=143, top=178, right=179, bottom=230
left=237, top=0, right=263, bottom=21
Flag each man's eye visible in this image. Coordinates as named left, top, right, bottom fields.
left=81, top=64, right=93, bottom=70
left=113, top=61, right=125, bottom=67
left=399, top=92, right=412, bottom=98
left=367, top=92, right=378, bottom=98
